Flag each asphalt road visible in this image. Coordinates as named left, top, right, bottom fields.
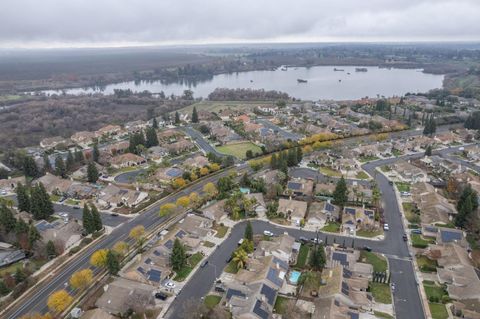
left=114, top=169, right=146, bottom=184
left=180, top=126, right=225, bottom=157
left=3, top=165, right=250, bottom=319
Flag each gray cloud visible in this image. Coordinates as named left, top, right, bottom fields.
left=0, top=0, right=479, bottom=47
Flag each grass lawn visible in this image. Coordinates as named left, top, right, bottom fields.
left=359, top=155, right=380, bottom=163
left=319, top=166, right=342, bottom=177
left=204, top=295, right=222, bottom=309
left=429, top=303, right=449, bottom=319
left=174, top=252, right=204, bottom=281
left=360, top=251, right=388, bottom=273
left=369, top=282, right=392, bottom=304
left=356, top=229, right=383, bottom=238
left=423, top=281, right=448, bottom=302
left=402, top=202, right=420, bottom=224
left=214, top=225, right=229, bottom=238
left=321, top=222, right=341, bottom=233
left=416, top=255, right=438, bottom=273
left=49, top=194, right=61, bottom=202
left=65, top=199, right=80, bottom=206
left=411, top=234, right=435, bottom=248
left=395, top=182, right=411, bottom=192
left=216, top=141, right=262, bottom=159
left=380, top=165, right=391, bottom=172
left=295, top=245, right=309, bottom=269
left=374, top=311, right=394, bottom=319
left=178, top=100, right=272, bottom=114
left=224, top=260, right=239, bottom=274
left=273, top=296, right=289, bottom=314
left=202, top=241, right=216, bottom=248
left=392, top=149, right=402, bottom=157
left=355, top=171, right=370, bottom=180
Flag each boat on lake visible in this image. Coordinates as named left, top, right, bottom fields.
left=297, top=78, right=308, bottom=83
left=355, top=67, right=368, bottom=72
left=334, top=68, right=345, bottom=71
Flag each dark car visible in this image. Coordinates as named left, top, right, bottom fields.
left=155, top=292, right=168, bottom=300
left=388, top=181, right=394, bottom=185
left=110, top=213, right=119, bottom=217
left=200, top=260, right=209, bottom=268
left=73, top=206, right=80, bottom=209
left=402, top=233, right=408, bottom=241
left=299, top=236, right=309, bottom=244
left=226, top=256, right=233, bottom=263
left=363, top=246, right=372, bottom=252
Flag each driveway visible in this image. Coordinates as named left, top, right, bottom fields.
left=114, top=168, right=146, bottom=184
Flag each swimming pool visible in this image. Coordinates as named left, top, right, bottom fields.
left=289, top=270, right=301, bottom=284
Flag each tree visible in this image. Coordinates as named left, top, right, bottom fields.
left=244, top=221, right=253, bottom=241
left=90, top=204, right=103, bottom=232
left=66, top=151, right=75, bottom=172
left=189, top=192, right=201, bottom=208
left=152, top=117, right=159, bottom=129
left=23, top=155, right=40, bottom=179
left=46, top=240, right=57, bottom=258
left=30, top=183, right=54, bottom=220
left=106, top=250, right=120, bottom=275
left=47, top=290, right=73, bottom=313
left=159, top=203, right=177, bottom=216
left=82, top=204, right=94, bottom=234
left=171, top=238, right=187, bottom=271
left=74, top=149, right=84, bottom=164
left=455, top=185, right=479, bottom=228
left=371, top=183, right=381, bottom=208
left=90, top=249, right=109, bottom=268
left=69, top=269, right=93, bottom=290
left=92, top=143, right=100, bottom=163
left=112, top=241, right=129, bottom=256
left=333, top=176, right=349, bottom=207
left=54, top=155, right=66, bottom=178
left=172, top=177, right=187, bottom=189
left=27, top=224, right=41, bottom=250
left=245, top=150, right=253, bottom=159
left=232, top=248, right=248, bottom=269
left=425, top=145, right=432, bottom=157
left=176, top=196, right=190, bottom=208
left=203, top=182, right=218, bottom=199
left=200, top=167, right=209, bottom=176
left=145, top=127, right=159, bottom=148
left=465, top=111, right=480, bottom=130
left=129, top=225, right=145, bottom=248
left=209, top=163, right=220, bottom=172
left=0, top=204, right=17, bottom=233
left=191, top=106, right=199, bottom=123
left=309, top=243, right=326, bottom=271
left=43, top=154, right=52, bottom=173
left=128, top=132, right=146, bottom=154
left=87, top=161, right=99, bottom=183
left=175, top=111, right=181, bottom=124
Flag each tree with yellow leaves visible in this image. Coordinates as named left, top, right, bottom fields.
left=90, top=249, right=109, bottom=268
left=159, top=203, right=176, bottom=216
left=112, top=241, right=129, bottom=256
left=129, top=225, right=145, bottom=242
left=69, top=268, right=93, bottom=290
left=188, top=192, right=201, bottom=208
left=199, top=167, right=210, bottom=176
left=203, top=182, right=218, bottom=199
left=190, top=172, right=198, bottom=181
left=302, top=145, right=313, bottom=154
left=20, top=313, right=53, bottom=319
left=209, top=163, right=220, bottom=172
left=172, top=177, right=187, bottom=189
left=176, top=196, right=190, bottom=208
left=47, top=290, right=73, bottom=313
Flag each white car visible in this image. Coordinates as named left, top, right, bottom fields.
left=383, top=224, right=390, bottom=231
left=263, top=230, right=274, bottom=237
left=0, top=190, right=7, bottom=196
left=165, top=281, right=175, bottom=288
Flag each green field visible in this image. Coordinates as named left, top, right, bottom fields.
left=416, top=255, right=438, bottom=273
left=178, top=100, right=274, bottom=115
left=369, top=282, right=392, bottom=304
left=204, top=295, right=222, bottom=309
left=429, top=303, right=448, bottom=319
left=294, top=245, right=309, bottom=269
left=360, top=251, right=388, bottom=273
left=356, top=171, right=370, bottom=180
left=321, top=222, right=341, bottom=233
left=411, top=234, right=435, bottom=248
left=216, top=141, right=262, bottom=159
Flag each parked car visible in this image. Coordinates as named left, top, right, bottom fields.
left=383, top=223, right=389, bottom=231
left=73, top=206, right=80, bottom=209
left=200, top=260, right=209, bottom=268
left=110, top=213, right=119, bottom=217
left=299, top=236, right=309, bottom=243
left=165, top=281, right=175, bottom=288
left=263, top=230, right=274, bottom=237
left=402, top=233, right=408, bottom=241
left=237, top=238, right=244, bottom=246
left=225, top=256, right=233, bottom=263
left=411, top=229, right=422, bottom=234
left=363, top=246, right=372, bottom=252
left=155, top=292, right=168, bottom=300
left=311, top=238, right=322, bottom=244
left=389, top=181, right=394, bottom=185
left=0, top=190, right=6, bottom=196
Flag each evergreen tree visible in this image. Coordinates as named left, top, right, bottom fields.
left=92, top=143, right=100, bottom=163
left=106, top=250, right=120, bottom=275
left=15, top=218, right=29, bottom=235
left=66, top=151, right=75, bottom=172
left=90, top=204, right=103, bottom=232
left=54, top=155, right=66, bottom=178
left=152, top=117, right=158, bottom=129
left=287, top=148, right=298, bottom=167
left=128, top=132, right=146, bottom=154
left=175, top=111, right=181, bottom=124
left=74, top=149, right=84, bottom=164
left=309, top=243, right=326, bottom=271
left=296, top=147, right=303, bottom=163
left=30, top=183, right=53, bottom=220
left=16, top=183, right=30, bottom=213
left=170, top=238, right=186, bottom=271
left=455, top=185, right=479, bottom=228
left=244, top=221, right=253, bottom=241
left=191, top=106, right=199, bottom=123
left=43, top=153, right=52, bottom=173
left=425, top=145, right=432, bottom=157
left=0, top=204, right=17, bottom=233
left=27, top=224, right=41, bottom=250
left=270, top=153, right=278, bottom=169
left=23, top=155, right=40, bottom=179
left=14, top=267, right=26, bottom=283
left=87, top=162, right=99, bottom=183
left=82, top=204, right=94, bottom=234
left=145, top=127, right=159, bottom=148
left=46, top=240, right=57, bottom=258
left=333, top=176, right=348, bottom=207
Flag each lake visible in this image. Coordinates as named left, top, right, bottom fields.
left=43, top=66, right=444, bottom=100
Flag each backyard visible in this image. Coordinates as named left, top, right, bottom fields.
left=294, top=245, right=310, bottom=269
left=216, top=141, right=262, bottom=159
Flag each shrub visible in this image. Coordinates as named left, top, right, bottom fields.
left=69, top=246, right=81, bottom=256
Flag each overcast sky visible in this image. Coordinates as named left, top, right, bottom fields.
left=1, top=0, right=479, bottom=48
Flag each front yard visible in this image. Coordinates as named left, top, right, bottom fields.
left=173, top=252, right=204, bottom=281
left=359, top=251, right=388, bottom=273
left=369, top=282, right=392, bottom=304
left=411, top=234, right=435, bottom=248
left=356, top=229, right=383, bottom=238
left=355, top=171, right=370, bottom=180
left=416, top=255, right=438, bottom=273
left=214, top=224, right=229, bottom=238
left=359, top=155, right=380, bottom=163
left=321, top=221, right=341, bottom=233
left=402, top=202, right=420, bottom=224
left=216, top=141, right=262, bottom=159
left=423, top=281, right=449, bottom=303
left=429, top=303, right=449, bottom=319
left=395, top=182, right=411, bottom=193
left=204, top=295, right=222, bottom=309
left=319, top=166, right=342, bottom=177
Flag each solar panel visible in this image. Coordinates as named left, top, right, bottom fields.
left=226, top=288, right=246, bottom=301
left=273, top=257, right=288, bottom=270
left=147, top=269, right=162, bottom=282
left=267, top=268, right=283, bottom=287
left=260, top=284, right=277, bottom=306
left=332, top=252, right=348, bottom=266
left=166, top=168, right=182, bottom=177
left=287, top=182, right=302, bottom=190
left=348, top=311, right=360, bottom=319
left=175, top=230, right=186, bottom=239
left=35, top=220, right=54, bottom=232
left=325, top=202, right=335, bottom=212
left=153, top=250, right=161, bottom=256
left=164, top=240, right=174, bottom=250
left=364, top=210, right=374, bottom=219
left=145, top=258, right=152, bottom=264
left=440, top=230, right=463, bottom=242
left=343, top=268, right=352, bottom=278
left=345, top=208, right=356, bottom=215
left=253, top=300, right=270, bottom=319
left=137, top=267, right=145, bottom=274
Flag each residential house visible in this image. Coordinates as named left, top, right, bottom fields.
left=40, top=136, right=69, bottom=149
left=178, top=214, right=214, bottom=238
left=183, top=155, right=209, bottom=169
left=146, top=146, right=169, bottom=163
left=202, top=199, right=227, bottom=223
left=110, top=153, right=146, bottom=169
left=245, top=193, right=267, bottom=218
left=71, top=162, right=105, bottom=180
left=0, top=176, right=26, bottom=192
left=165, top=139, right=195, bottom=155
left=125, top=120, right=149, bottom=133
left=277, top=198, right=308, bottom=226
left=0, top=242, right=26, bottom=268
left=71, top=131, right=96, bottom=147
left=307, top=201, right=340, bottom=228
left=342, top=207, right=376, bottom=235
left=411, top=182, right=457, bottom=225
left=34, top=173, right=74, bottom=195
left=98, top=184, right=148, bottom=208
left=122, top=244, right=171, bottom=286
left=35, top=219, right=83, bottom=250
left=254, top=233, right=298, bottom=264
left=105, top=141, right=130, bottom=156
left=392, top=160, right=428, bottom=183
left=315, top=183, right=336, bottom=197
left=155, top=167, right=184, bottom=183
left=286, top=178, right=314, bottom=197
left=95, top=125, right=123, bottom=138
